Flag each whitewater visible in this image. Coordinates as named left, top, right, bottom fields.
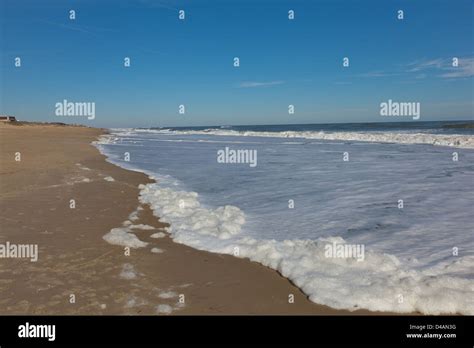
left=96, top=124, right=474, bottom=314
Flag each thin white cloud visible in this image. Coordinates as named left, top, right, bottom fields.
left=238, top=81, right=285, bottom=88
left=358, top=57, right=474, bottom=80
left=406, top=58, right=444, bottom=72
left=406, top=57, right=474, bottom=78
left=439, top=57, right=474, bottom=78
left=357, top=71, right=397, bottom=78
left=40, top=20, right=119, bottom=35
left=42, top=20, right=93, bottom=34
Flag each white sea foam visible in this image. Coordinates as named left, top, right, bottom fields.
left=76, top=163, right=91, bottom=171
left=158, top=291, right=177, bottom=299
left=103, top=227, right=148, bottom=249
left=151, top=232, right=166, bottom=239
left=125, top=296, right=147, bottom=308
left=127, top=207, right=142, bottom=221
left=139, top=182, right=474, bottom=314
left=133, top=128, right=474, bottom=149
left=120, top=263, right=139, bottom=280
left=139, top=185, right=245, bottom=240
left=156, top=304, right=173, bottom=314
left=129, top=224, right=155, bottom=230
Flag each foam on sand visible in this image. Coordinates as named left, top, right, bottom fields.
left=139, top=182, right=474, bottom=314
left=156, top=304, right=173, bottom=314
left=139, top=184, right=245, bottom=240
left=120, top=263, right=139, bottom=280
left=158, top=291, right=177, bottom=299
left=128, top=209, right=140, bottom=221
left=151, top=232, right=166, bottom=238
left=129, top=224, right=155, bottom=230
left=103, top=208, right=153, bottom=248
left=103, top=227, right=148, bottom=248
left=75, top=163, right=91, bottom=171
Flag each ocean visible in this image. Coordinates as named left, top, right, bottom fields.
left=96, top=121, right=474, bottom=314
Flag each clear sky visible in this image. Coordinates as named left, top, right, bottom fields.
left=1, top=0, right=473, bottom=128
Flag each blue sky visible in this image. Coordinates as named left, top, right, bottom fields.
left=1, top=0, right=473, bottom=127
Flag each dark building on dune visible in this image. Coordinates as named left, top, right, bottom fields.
left=0, top=115, right=17, bottom=122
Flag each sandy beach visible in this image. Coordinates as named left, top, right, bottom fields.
left=0, top=123, right=388, bottom=315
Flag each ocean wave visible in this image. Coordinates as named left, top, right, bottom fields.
left=133, top=128, right=474, bottom=149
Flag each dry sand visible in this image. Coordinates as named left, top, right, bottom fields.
left=0, top=123, right=382, bottom=315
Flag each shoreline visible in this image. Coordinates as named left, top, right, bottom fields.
left=0, top=123, right=396, bottom=315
